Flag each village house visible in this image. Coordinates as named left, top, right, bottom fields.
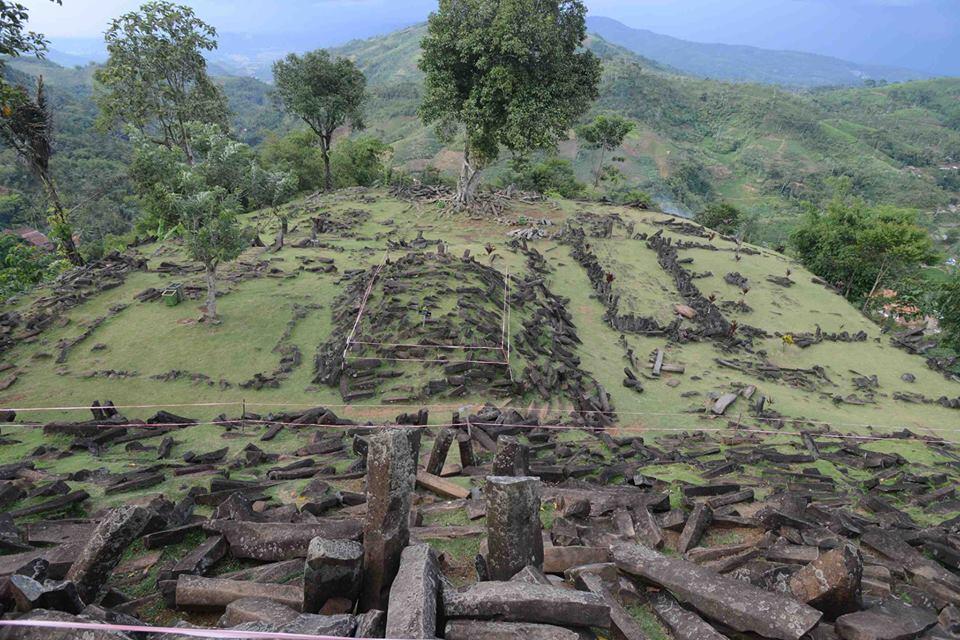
left=4, top=227, right=55, bottom=251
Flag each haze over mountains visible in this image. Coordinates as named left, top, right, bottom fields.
left=42, top=14, right=945, bottom=89
left=585, top=17, right=932, bottom=88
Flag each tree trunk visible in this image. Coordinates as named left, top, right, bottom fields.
left=455, top=143, right=482, bottom=208
left=204, top=264, right=219, bottom=322
left=320, top=135, right=333, bottom=191
left=274, top=216, right=287, bottom=251
left=862, top=260, right=889, bottom=313
left=178, top=115, right=195, bottom=165
left=40, top=174, right=84, bottom=267
left=593, top=146, right=606, bottom=188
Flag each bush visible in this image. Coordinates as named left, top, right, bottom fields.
left=695, top=202, right=744, bottom=235
left=81, top=232, right=138, bottom=262
left=501, top=157, right=584, bottom=198
left=0, top=234, right=68, bottom=301
left=789, top=198, right=937, bottom=301
left=260, top=129, right=327, bottom=192
left=610, top=189, right=653, bottom=208
left=937, top=271, right=960, bottom=352
left=0, top=192, right=29, bottom=227
left=388, top=165, right=455, bottom=190
left=330, top=136, right=392, bottom=188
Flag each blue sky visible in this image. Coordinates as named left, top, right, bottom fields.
left=22, top=0, right=960, bottom=75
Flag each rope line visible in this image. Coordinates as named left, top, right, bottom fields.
left=5, top=417, right=958, bottom=444
left=0, top=620, right=388, bottom=640
left=2, top=398, right=957, bottom=435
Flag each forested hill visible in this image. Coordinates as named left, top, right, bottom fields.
left=332, top=27, right=960, bottom=245
left=3, top=26, right=960, bottom=251
left=585, top=16, right=933, bottom=88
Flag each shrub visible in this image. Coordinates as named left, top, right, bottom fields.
left=695, top=202, right=744, bottom=235
left=501, top=157, right=584, bottom=198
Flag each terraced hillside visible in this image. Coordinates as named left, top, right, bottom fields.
left=2, top=189, right=958, bottom=468
left=1, top=191, right=960, bottom=633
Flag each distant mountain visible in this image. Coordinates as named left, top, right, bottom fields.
left=586, top=16, right=933, bottom=88
left=47, top=49, right=103, bottom=68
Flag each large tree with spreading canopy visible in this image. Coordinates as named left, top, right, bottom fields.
left=94, top=1, right=228, bottom=164
left=419, top=0, right=601, bottom=207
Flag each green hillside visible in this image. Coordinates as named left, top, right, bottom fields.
left=329, top=27, right=960, bottom=248
left=1, top=190, right=959, bottom=625
left=4, top=190, right=957, bottom=434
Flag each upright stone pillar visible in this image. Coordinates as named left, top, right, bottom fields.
left=492, top=436, right=529, bottom=476
left=457, top=432, right=475, bottom=468
left=426, top=427, right=455, bottom=476
left=485, top=476, right=544, bottom=580
left=360, top=428, right=417, bottom=611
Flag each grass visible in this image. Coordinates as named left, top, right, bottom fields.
left=111, top=531, right=206, bottom=599
left=2, top=188, right=959, bottom=515
left=627, top=603, right=673, bottom=640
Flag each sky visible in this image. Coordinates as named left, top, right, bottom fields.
left=21, top=0, right=960, bottom=75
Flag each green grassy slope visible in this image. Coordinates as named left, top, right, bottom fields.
left=3, top=190, right=956, bottom=434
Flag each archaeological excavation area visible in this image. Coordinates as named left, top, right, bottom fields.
left=0, top=189, right=959, bottom=638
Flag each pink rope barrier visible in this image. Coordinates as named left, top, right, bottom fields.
left=0, top=619, right=391, bottom=640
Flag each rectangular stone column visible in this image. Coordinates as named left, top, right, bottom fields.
left=426, top=427, right=455, bottom=476
left=66, top=505, right=151, bottom=603
left=492, top=436, right=529, bottom=476
left=360, top=428, right=417, bottom=611
left=485, top=476, right=544, bottom=580
left=385, top=544, right=441, bottom=638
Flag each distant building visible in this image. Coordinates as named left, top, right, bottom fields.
left=5, top=227, right=54, bottom=251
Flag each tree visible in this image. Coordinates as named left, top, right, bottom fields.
left=0, top=0, right=60, bottom=100
left=0, top=232, right=67, bottom=301
left=130, top=122, right=296, bottom=236
left=180, top=188, right=246, bottom=322
left=577, top=114, right=634, bottom=187
left=95, top=1, right=228, bottom=164
left=790, top=198, right=937, bottom=303
left=937, top=271, right=960, bottom=352
left=272, top=50, right=366, bottom=191
left=0, top=77, right=83, bottom=265
left=419, top=0, right=601, bottom=207
left=696, top=202, right=744, bottom=236
left=130, top=124, right=284, bottom=322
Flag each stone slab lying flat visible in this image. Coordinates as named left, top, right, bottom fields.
left=205, top=519, right=362, bottom=560
left=444, top=581, right=610, bottom=628
left=445, top=620, right=583, bottom=639
left=650, top=590, right=727, bottom=640
left=175, top=575, right=302, bottom=611
left=614, top=543, right=821, bottom=640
